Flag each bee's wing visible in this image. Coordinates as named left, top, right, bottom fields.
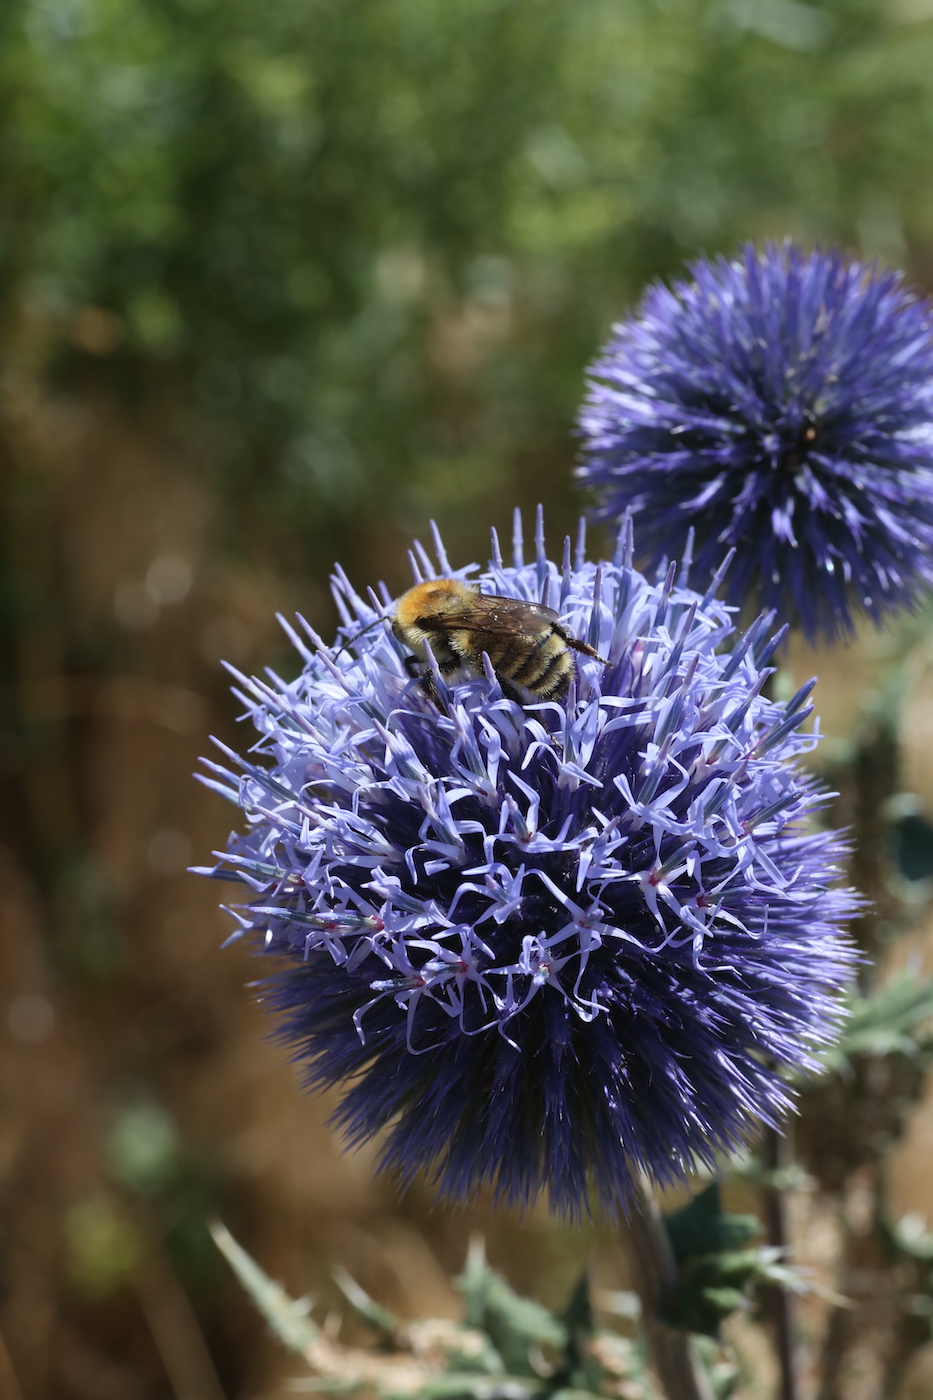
left=415, top=595, right=559, bottom=636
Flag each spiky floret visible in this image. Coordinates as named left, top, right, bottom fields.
left=196, top=509, right=858, bottom=1216
left=578, top=242, right=933, bottom=641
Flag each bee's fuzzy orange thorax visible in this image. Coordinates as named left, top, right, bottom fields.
left=393, top=578, right=477, bottom=627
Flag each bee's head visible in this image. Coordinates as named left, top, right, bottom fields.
left=393, top=578, right=481, bottom=627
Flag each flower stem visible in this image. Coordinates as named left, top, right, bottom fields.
left=624, top=1171, right=715, bottom=1400
left=762, top=1123, right=799, bottom=1400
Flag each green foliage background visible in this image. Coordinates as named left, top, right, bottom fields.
left=8, top=0, right=933, bottom=576
left=5, top=0, right=933, bottom=1394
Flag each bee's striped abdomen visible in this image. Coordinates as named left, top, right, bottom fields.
left=489, top=628, right=574, bottom=700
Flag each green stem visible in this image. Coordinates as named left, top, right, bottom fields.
left=625, top=1172, right=715, bottom=1400
left=762, top=1124, right=798, bottom=1400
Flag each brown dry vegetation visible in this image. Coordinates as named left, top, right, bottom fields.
left=0, top=350, right=612, bottom=1397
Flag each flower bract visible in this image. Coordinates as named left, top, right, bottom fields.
left=197, top=510, right=857, bottom=1215
left=578, top=243, right=933, bottom=641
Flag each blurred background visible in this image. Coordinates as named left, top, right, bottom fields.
left=8, top=0, right=933, bottom=1394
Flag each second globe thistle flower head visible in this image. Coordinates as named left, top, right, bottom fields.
left=578, top=242, right=933, bottom=642
left=198, top=510, right=857, bottom=1217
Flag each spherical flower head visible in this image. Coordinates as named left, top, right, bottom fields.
left=578, top=242, right=933, bottom=642
left=197, top=510, right=857, bottom=1216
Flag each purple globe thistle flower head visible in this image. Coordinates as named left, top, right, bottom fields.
left=578, top=242, right=933, bottom=642
left=196, top=509, right=857, bottom=1216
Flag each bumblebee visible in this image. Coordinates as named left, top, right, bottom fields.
left=391, top=578, right=606, bottom=703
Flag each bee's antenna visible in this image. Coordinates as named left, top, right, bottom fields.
left=333, top=612, right=390, bottom=659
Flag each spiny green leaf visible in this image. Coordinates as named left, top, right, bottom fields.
left=332, top=1265, right=400, bottom=1336
left=750, top=1257, right=850, bottom=1308
left=553, top=1270, right=602, bottom=1393
left=664, top=1183, right=760, bottom=1264
left=457, top=1239, right=567, bottom=1377
left=824, top=973, right=933, bottom=1069
left=693, top=1337, right=740, bottom=1400
left=699, top=1287, right=746, bottom=1314
left=661, top=1185, right=764, bottom=1336
left=559, top=1270, right=592, bottom=1339
left=210, top=1220, right=318, bottom=1355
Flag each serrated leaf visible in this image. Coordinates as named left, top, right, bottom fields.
left=553, top=1270, right=601, bottom=1394
left=699, top=1287, right=746, bottom=1313
left=210, top=1220, right=319, bottom=1355
left=824, top=973, right=933, bottom=1069
left=332, top=1265, right=400, bottom=1335
left=693, top=1336, right=739, bottom=1400
left=457, top=1239, right=567, bottom=1376
left=661, top=1185, right=765, bottom=1336
left=752, top=1258, right=850, bottom=1307
left=664, top=1183, right=760, bottom=1264
left=560, top=1270, right=592, bottom=1339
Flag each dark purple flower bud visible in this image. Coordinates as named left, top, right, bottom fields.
left=196, top=510, right=857, bottom=1215
left=578, top=243, right=933, bottom=641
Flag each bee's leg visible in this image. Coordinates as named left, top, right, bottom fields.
left=401, top=652, right=437, bottom=702
left=400, top=652, right=432, bottom=696
left=418, top=672, right=441, bottom=703
left=497, top=676, right=527, bottom=704
left=425, top=657, right=468, bottom=704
